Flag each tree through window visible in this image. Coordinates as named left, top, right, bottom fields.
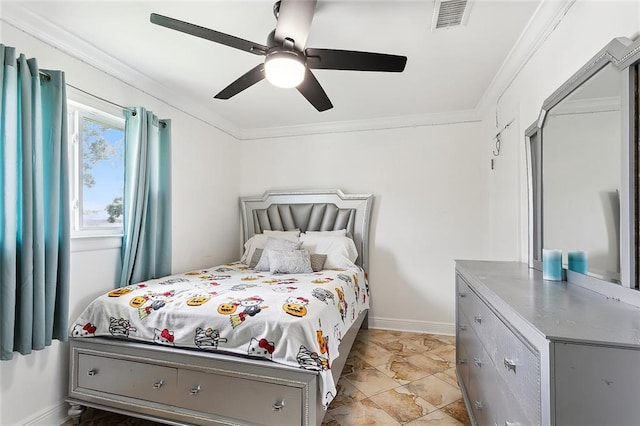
left=69, top=101, right=125, bottom=234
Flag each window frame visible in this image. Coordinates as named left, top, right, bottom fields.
left=67, top=98, right=125, bottom=239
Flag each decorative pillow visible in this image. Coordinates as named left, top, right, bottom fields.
left=303, top=229, right=347, bottom=237
left=309, top=253, right=327, bottom=272
left=255, top=238, right=302, bottom=271
left=249, top=248, right=263, bottom=269
left=241, top=232, right=299, bottom=264
left=268, top=250, right=313, bottom=274
left=299, top=234, right=358, bottom=269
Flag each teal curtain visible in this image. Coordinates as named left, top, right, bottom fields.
left=0, top=45, right=70, bottom=360
left=119, top=107, right=171, bottom=286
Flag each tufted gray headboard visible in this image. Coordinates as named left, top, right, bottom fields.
left=240, top=190, right=374, bottom=273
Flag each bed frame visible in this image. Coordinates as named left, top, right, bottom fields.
left=67, top=189, right=374, bottom=426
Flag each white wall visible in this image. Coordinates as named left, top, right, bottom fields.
left=3, top=1, right=640, bottom=425
left=239, top=123, right=490, bottom=333
left=484, top=0, right=640, bottom=263
left=0, top=24, right=241, bottom=426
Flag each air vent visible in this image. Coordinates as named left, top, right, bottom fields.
left=433, top=0, right=471, bottom=30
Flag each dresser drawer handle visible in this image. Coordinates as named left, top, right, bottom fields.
left=273, top=400, right=285, bottom=411
left=474, top=316, right=483, bottom=324
left=458, top=358, right=467, bottom=365
left=474, top=400, right=484, bottom=410
left=473, top=357, right=482, bottom=368
left=153, top=380, right=164, bottom=389
left=505, top=422, right=521, bottom=426
left=190, top=385, right=201, bottom=395
left=459, top=292, right=468, bottom=298
left=504, top=358, right=517, bottom=373
left=459, top=325, right=467, bottom=331
left=87, top=369, right=97, bottom=376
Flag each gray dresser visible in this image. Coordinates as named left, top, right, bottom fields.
left=455, top=260, right=640, bottom=426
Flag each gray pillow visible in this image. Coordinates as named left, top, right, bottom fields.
left=268, top=250, right=313, bottom=274
left=255, top=238, right=302, bottom=271
left=310, top=253, right=327, bottom=272
left=249, top=248, right=263, bottom=269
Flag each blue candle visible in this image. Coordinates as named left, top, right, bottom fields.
left=542, top=249, right=563, bottom=281
left=568, top=250, right=588, bottom=274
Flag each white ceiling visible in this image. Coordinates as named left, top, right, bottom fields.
left=2, top=0, right=543, bottom=139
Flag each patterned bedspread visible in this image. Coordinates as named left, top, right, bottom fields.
left=70, top=262, right=369, bottom=407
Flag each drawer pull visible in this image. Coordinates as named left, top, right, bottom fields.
left=473, top=357, right=482, bottom=368
left=504, top=358, right=517, bottom=373
left=459, top=292, right=468, bottom=298
left=458, top=358, right=467, bottom=365
left=190, top=385, right=201, bottom=395
left=474, top=400, right=484, bottom=410
left=87, top=369, right=97, bottom=376
left=273, top=400, right=285, bottom=411
left=505, top=422, right=521, bottom=426
left=474, top=315, right=483, bottom=324
left=153, top=380, right=164, bottom=389
left=459, top=325, right=467, bottom=331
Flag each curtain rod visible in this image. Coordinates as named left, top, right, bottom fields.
left=36, top=71, right=168, bottom=126
left=35, top=69, right=130, bottom=112
left=66, top=81, right=135, bottom=113
left=66, top=82, right=167, bottom=126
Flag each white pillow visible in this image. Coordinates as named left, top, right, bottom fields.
left=302, top=229, right=347, bottom=237
left=264, top=229, right=300, bottom=238
left=255, top=238, right=302, bottom=271
left=268, top=250, right=313, bottom=274
left=241, top=232, right=299, bottom=264
left=299, top=234, right=358, bottom=270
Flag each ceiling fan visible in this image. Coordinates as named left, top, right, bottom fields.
left=150, top=0, right=407, bottom=112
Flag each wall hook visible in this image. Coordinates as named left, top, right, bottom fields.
left=492, top=118, right=515, bottom=157
left=493, top=133, right=502, bottom=157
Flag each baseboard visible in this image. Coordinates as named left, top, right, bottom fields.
left=22, top=402, right=69, bottom=426
left=368, top=316, right=455, bottom=336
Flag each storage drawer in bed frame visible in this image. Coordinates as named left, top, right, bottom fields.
left=68, top=338, right=319, bottom=425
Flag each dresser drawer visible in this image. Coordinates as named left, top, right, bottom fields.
left=457, top=278, right=496, bottom=349
left=467, top=343, right=496, bottom=426
left=493, top=317, right=540, bottom=423
left=495, top=371, right=532, bottom=426
left=177, top=368, right=303, bottom=425
left=77, top=353, right=177, bottom=404
left=456, top=311, right=472, bottom=387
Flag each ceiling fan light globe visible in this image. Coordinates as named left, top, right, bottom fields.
left=265, top=53, right=305, bottom=88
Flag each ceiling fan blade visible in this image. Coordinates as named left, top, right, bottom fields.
left=296, top=68, right=332, bottom=112
left=305, top=48, right=407, bottom=72
left=214, top=64, right=265, bottom=100
left=274, top=0, right=317, bottom=50
left=150, top=13, right=267, bottom=56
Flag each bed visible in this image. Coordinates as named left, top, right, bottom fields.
left=66, top=189, right=374, bottom=426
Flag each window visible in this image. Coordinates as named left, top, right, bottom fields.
left=68, top=100, right=125, bottom=236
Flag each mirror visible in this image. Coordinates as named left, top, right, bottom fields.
left=542, top=63, right=622, bottom=282
left=526, top=37, right=640, bottom=292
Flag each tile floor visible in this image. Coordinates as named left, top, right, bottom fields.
left=64, top=329, right=471, bottom=426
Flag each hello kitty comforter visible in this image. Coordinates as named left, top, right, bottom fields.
left=70, top=262, right=369, bottom=407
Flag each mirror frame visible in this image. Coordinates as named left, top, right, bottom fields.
left=526, top=37, right=640, bottom=296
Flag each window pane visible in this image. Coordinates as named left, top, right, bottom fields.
left=80, top=116, right=124, bottom=229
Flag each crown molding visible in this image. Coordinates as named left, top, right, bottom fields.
left=548, top=95, right=620, bottom=115
left=475, top=0, right=576, bottom=120
left=237, top=109, right=481, bottom=140
left=2, top=1, right=566, bottom=141
left=1, top=2, right=242, bottom=138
